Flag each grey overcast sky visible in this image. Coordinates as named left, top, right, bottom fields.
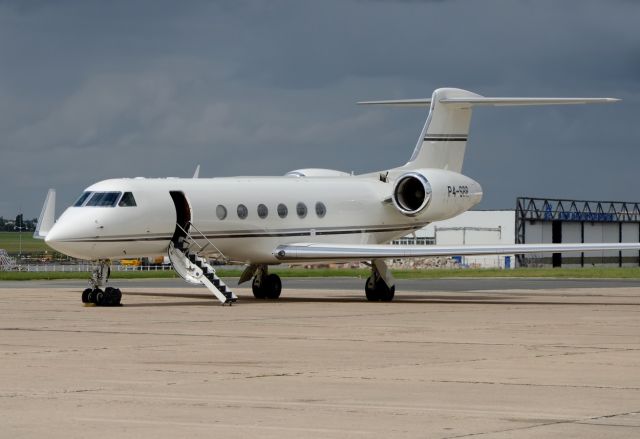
left=1, top=0, right=639, bottom=218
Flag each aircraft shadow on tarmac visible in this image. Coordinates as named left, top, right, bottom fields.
left=118, top=291, right=640, bottom=307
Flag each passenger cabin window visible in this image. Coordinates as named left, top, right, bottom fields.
left=257, top=204, right=268, bottom=219
left=73, top=192, right=92, bottom=207
left=315, top=202, right=326, bottom=218
left=296, top=202, right=307, bottom=218
left=118, top=192, right=137, bottom=207
left=86, top=192, right=122, bottom=207
left=216, top=205, right=227, bottom=220
left=237, top=204, right=248, bottom=219
left=277, top=203, right=288, bottom=218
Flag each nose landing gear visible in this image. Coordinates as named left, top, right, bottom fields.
left=82, top=260, right=122, bottom=306
left=82, top=286, right=122, bottom=306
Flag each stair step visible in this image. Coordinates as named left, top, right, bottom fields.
left=176, top=237, right=190, bottom=249
left=170, top=237, right=234, bottom=305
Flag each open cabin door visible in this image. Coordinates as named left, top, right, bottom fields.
left=166, top=191, right=236, bottom=304
left=170, top=191, right=192, bottom=243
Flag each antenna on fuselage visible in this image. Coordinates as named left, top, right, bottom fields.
left=192, top=165, right=200, bottom=179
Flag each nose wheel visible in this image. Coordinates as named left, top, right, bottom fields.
left=82, top=287, right=122, bottom=306
left=83, top=260, right=123, bottom=306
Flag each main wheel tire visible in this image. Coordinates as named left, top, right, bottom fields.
left=364, top=276, right=395, bottom=302
left=365, top=276, right=379, bottom=301
left=379, top=285, right=395, bottom=302
left=252, top=277, right=267, bottom=299
left=265, top=274, right=282, bottom=299
left=82, top=288, right=92, bottom=303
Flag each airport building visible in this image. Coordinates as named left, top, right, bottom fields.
left=394, top=197, right=640, bottom=268
left=515, top=197, right=640, bottom=268
left=393, top=210, right=516, bottom=268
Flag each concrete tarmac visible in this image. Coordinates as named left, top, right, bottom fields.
left=1, top=279, right=640, bottom=438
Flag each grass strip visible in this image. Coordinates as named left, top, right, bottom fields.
left=2, top=267, right=640, bottom=281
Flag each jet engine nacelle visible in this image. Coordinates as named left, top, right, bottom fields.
left=391, top=169, right=483, bottom=219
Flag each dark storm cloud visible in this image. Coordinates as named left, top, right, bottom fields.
left=0, top=0, right=639, bottom=217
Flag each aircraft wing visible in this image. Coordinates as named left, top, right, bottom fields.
left=273, top=242, right=640, bottom=261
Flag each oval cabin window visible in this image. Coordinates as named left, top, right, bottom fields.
left=257, top=204, right=268, bottom=219
left=277, top=203, right=288, bottom=218
left=296, top=202, right=307, bottom=219
left=315, top=202, right=326, bottom=218
left=216, top=205, right=227, bottom=220
left=237, top=204, right=248, bottom=219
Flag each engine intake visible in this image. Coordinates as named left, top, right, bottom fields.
left=392, top=172, right=432, bottom=216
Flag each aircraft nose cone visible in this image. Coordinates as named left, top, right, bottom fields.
left=44, top=212, right=97, bottom=260
left=44, top=222, right=70, bottom=254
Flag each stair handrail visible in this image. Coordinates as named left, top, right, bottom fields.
left=175, top=221, right=229, bottom=264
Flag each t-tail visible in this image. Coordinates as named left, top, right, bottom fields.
left=359, top=88, right=619, bottom=173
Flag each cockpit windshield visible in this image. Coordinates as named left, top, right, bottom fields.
left=73, top=192, right=92, bottom=207
left=72, top=191, right=137, bottom=207
left=86, top=192, right=122, bottom=207
left=118, top=192, right=137, bottom=207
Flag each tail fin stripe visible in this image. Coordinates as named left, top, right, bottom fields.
left=424, top=135, right=467, bottom=141
left=425, top=134, right=468, bottom=138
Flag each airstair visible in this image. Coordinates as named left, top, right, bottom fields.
left=0, top=249, right=17, bottom=271
left=168, top=222, right=237, bottom=305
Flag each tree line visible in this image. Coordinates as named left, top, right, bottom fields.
left=0, top=215, right=38, bottom=232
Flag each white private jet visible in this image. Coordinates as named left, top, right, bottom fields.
left=34, top=87, right=640, bottom=306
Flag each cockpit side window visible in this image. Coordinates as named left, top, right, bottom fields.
left=118, top=192, right=137, bottom=207
left=86, top=192, right=122, bottom=207
left=73, top=192, right=92, bottom=207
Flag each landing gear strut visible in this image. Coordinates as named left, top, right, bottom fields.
left=252, top=266, right=282, bottom=299
left=82, top=260, right=122, bottom=306
left=365, top=259, right=395, bottom=302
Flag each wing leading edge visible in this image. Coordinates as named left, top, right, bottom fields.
left=273, top=243, right=640, bottom=261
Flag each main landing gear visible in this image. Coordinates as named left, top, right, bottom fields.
left=240, top=261, right=396, bottom=302
left=365, top=259, right=396, bottom=302
left=251, top=266, right=282, bottom=300
left=81, top=260, right=122, bottom=306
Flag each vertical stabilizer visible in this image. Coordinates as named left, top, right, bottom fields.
left=405, top=88, right=479, bottom=172
left=34, top=189, right=56, bottom=239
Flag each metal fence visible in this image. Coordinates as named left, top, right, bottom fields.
left=12, top=264, right=174, bottom=272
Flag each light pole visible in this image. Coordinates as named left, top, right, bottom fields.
left=14, top=214, right=25, bottom=262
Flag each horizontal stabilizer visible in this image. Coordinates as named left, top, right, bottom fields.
left=358, top=97, right=619, bottom=107
left=274, top=242, right=640, bottom=261
left=441, top=97, right=620, bottom=106
left=358, top=99, right=431, bottom=107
